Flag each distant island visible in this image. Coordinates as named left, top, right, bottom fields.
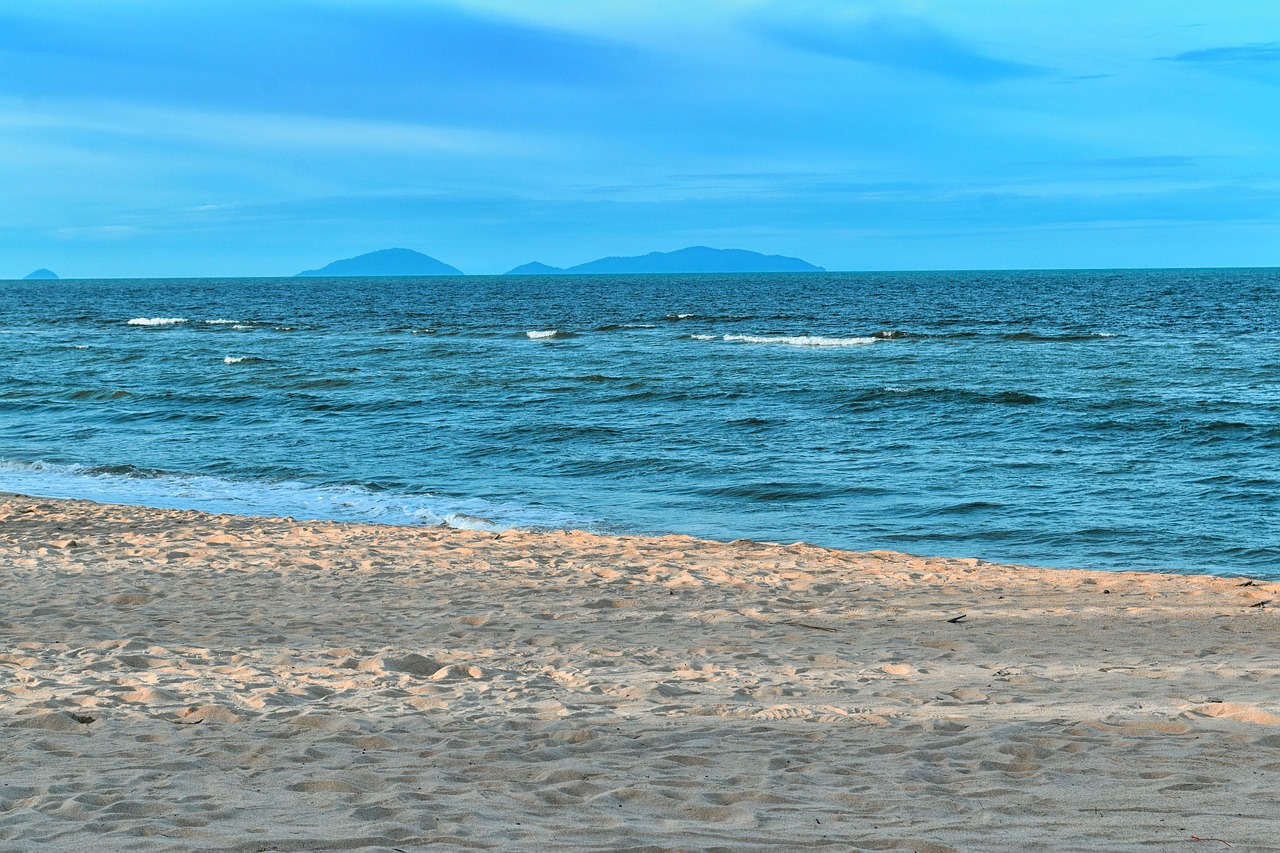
left=506, top=246, right=824, bottom=275
left=23, top=268, right=59, bottom=280
left=296, top=248, right=463, bottom=277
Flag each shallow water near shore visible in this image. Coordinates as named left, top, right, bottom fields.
left=1, top=269, right=1277, bottom=576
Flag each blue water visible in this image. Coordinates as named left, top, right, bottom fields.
left=2, top=270, right=1277, bottom=577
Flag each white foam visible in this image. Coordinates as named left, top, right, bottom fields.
left=223, top=356, right=247, bottom=364
left=204, top=319, right=241, bottom=325
left=73, top=345, right=89, bottom=349
left=526, top=330, right=562, bottom=339
left=126, top=317, right=188, bottom=326
left=719, top=334, right=877, bottom=347
left=689, top=334, right=719, bottom=341
left=0, top=459, right=593, bottom=533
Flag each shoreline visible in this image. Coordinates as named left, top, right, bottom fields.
left=3, top=494, right=1279, bottom=851
left=0, top=479, right=1257, bottom=581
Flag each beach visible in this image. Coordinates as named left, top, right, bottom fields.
left=2, top=494, right=1279, bottom=852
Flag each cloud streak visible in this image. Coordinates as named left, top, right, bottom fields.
left=1163, top=43, right=1280, bottom=64
left=752, top=12, right=1043, bottom=82
left=0, top=100, right=533, bottom=157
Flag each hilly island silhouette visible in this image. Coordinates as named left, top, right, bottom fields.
left=294, top=246, right=823, bottom=277
left=296, top=248, right=464, bottom=277
left=507, top=246, right=823, bottom=274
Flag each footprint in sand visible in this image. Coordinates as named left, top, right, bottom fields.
left=753, top=705, right=813, bottom=720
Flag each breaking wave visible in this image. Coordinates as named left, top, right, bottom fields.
left=126, top=317, right=188, bottom=326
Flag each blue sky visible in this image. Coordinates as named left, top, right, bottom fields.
left=2, top=0, right=1278, bottom=276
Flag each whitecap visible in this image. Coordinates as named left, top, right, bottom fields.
left=126, top=317, right=188, bottom=326
left=689, top=334, right=719, bottom=341
left=203, top=319, right=241, bottom=325
left=722, top=334, right=876, bottom=347
left=526, top=329, right=568, bottom=340
left=223, top=356, right=247, bottom=364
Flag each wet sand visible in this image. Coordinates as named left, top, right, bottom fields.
left=2, top=494, right=1278, bottom=851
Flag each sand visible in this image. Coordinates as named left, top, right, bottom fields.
left=1, top=494, right=1278, bottom=852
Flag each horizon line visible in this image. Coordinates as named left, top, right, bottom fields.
left=6, top=263, right=1280, bottom=282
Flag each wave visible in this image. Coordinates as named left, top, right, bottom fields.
left=126, top=317, right=188, bottom=326
left=718, top=334, right=877, bottom=347
left=0, top=459, right=594, bottom=533
left=66, top=388, right=131, bottom=401
left=222, top=356, right=265, bottom=365
left=1002, top=331, right=1118, bottom=342
left=698, top=480, right=852, bottom=501
left=779, top=329, right=1117, bottom=343
left=526, top=330, right=576, bottom=340
left=838, top=387, right=1046, bottom=407
left=203, top=319, right=242, bottom=325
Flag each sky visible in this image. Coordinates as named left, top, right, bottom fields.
left=2, top=0, right=1278, bottom=277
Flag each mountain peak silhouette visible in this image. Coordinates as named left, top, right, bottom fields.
left=297, top=248, right=463, bottom=277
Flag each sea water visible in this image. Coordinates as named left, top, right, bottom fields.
left=1, top=270, right=1277, bottom=577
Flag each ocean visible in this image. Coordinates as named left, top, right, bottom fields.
left=1, top=269, right=1277, bottom=577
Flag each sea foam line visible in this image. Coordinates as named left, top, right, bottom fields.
left=701, top=334, right=877, bottom=347
left=126, top=317, right=188, bottom=326
left=0, top=459, right=594, bottom=533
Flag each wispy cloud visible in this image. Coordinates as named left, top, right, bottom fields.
left=751, top=11, right=1043, bottom=82
left=0, top=2, right=644, bottom=121
left=0, top=100, right=535, bottom=156
left=53, top=224, right=138, bottom=240
left=1086, top=156, right=1198, bottom=169
left=1163, top=43, right=1280, bottom=64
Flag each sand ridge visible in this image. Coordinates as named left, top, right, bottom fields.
left=2, top=495, right=1279, bottom=851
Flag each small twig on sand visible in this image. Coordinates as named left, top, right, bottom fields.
left=946, top=614, right=967, bottom=623
left=1189, top=836, right=1232, bottom=847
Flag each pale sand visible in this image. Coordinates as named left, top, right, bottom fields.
left=2, top=496, right=1279, bottom=852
